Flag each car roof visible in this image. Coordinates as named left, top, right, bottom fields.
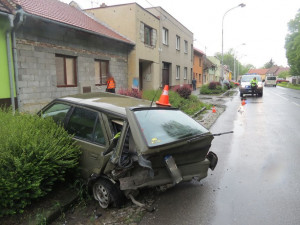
left=56, top=92, right=154, bottom=116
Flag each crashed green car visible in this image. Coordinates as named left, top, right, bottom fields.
left=39, top=92, right=217, bottom=209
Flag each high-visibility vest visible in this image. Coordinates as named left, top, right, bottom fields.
left=107, top=78, right=116, bottom=89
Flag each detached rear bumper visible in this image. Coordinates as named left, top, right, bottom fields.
left=119, top=152, right=218, bottom=190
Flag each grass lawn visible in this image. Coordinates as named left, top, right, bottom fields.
left=277, top=82, right=300, bottom=90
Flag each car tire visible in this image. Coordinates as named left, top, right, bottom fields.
left=240, top=92, right=243, bottom=97
left=93, top=178, right=124, bottom=209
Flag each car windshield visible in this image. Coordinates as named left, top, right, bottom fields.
left=267, top=77, right=276, bottom=80
left=133, top=109, right=209, bottom=147
left=241, top=76, right=262, bottom=82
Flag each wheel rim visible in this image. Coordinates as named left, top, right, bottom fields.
left=93, top=183, right=110, bottom=208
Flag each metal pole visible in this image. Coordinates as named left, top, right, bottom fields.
left=221, top=3, right=246, bottom=86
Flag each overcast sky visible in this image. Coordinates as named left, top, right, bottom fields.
left=61, top=0, right=299, bottom=68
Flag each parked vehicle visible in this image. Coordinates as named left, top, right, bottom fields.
left=239, top=75, right=263, bottom=97
left=277, top=78, right=289, bottom=83
left=264, top=76, right=277, bottom=87
left=38, top=92, right=218, bottom=210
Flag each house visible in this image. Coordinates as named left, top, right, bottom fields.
left=86, top=3, right=160, bottom=91
left=266, top=66, right=290, bottom=76
left=193, top=48, right=205, bottom=87
left=86, top=4, right=194, bottom=90
left=203, top=56, right=216, bottom=85
left=0, top=0, right=17, bottom=109
left=206, top=56, right=221, bottom=82
left=146, top=7, right=194, bottom=88
left=0, top=0, right=134, bottom=112
left=247, top=68, right=269, bottom=81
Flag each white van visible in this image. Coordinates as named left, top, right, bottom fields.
left=264, top=76, right=277, bottom=87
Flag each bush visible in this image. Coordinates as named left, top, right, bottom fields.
left=208, top=81, right=221, bottom=90
left=200, top=84, right=225, bottom=94
left=117, top=88, right=142, bottom=99
left=172, top=84, right=192, bottom=99
left=0, top=109, right=81, bottom=217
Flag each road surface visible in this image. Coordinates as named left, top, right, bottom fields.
left=139, top=86, right=300, bottom=225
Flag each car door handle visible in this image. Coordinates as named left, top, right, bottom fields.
left=90, top=153, right=99, bottom=159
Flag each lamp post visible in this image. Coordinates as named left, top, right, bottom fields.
left=234, top=43, right=246, bottom=81
left=221, top=3, right=246, bottom=85
left=237, top=54, right=247, bottom=80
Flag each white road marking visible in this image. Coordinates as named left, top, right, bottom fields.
left=267, top=89, right=300, bottom=107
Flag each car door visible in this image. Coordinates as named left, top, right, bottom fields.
left=64, top=106, right=110, bottom=179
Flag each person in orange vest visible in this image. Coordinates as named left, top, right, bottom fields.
left=106, top=73, right=116, bottom=93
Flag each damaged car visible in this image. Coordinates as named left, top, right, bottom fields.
left=38, top=92, right=218, bottom=210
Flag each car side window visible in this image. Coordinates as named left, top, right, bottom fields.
left=42, top=103, right=71, bottom=124
left=66, top=107, right=106, bottom=145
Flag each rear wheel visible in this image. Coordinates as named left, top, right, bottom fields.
left=93, top=178, right=124, bottom=209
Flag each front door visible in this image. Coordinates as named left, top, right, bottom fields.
left=162, top=62, right=170, bottom=87
left=139, top=62, right=143, bottom=91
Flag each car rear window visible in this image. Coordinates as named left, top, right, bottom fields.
left=133, top=109, right=209, bottom=147
left=267, top=77, right=276, bottom=80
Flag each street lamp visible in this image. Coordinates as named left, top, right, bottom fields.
left=234, top=43, right=246, bottom=81
left=237, top=54, right=247, bottom=80
left=221, top=3, right=246, bottom=85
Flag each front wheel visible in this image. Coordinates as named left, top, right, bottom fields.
left=93, top=178, right=124, bottom=209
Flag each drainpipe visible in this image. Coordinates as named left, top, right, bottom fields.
left=12, top=9, right=24, bottom=111
left=5, top=14, right=15, bottom=113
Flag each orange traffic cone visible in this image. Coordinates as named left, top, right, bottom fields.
left=156, top=85, right=171, bottom=106
left=212, top=106, right=216, bottom=113
left=241, top=99, right=246, bottom=105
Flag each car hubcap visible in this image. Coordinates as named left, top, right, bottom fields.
left=94, top=184, right=110, bottom=208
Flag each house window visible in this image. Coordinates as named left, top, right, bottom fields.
left=176, top=35, right=180, bottom=50
left=199, top=57, right=202, bottom=66
left=184, top=67, right=187, bottom=80
left=162, top=27, right=169, bottom=45
left=55, top=54, right=77, bottom=87
left=144, top=25, right=152, bottom=45
left=140, top=22, right=157, bottom=47
left=176, top=66, right=180, bottom=79
left=184, top=40, right=188, bottom=53
left=95, top=60, right=109, bottom=85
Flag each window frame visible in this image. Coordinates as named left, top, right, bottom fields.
left=184, top=67, right=187, bottom=80
left=95, top=59, right=109, bottom=86
left=144, top=25, right=152, bottom=46
left=55, top=54, right=77, bottom=88
left=184, top=40, right=188, bottom=53
left=176, top=35, right=180, bottom=50
left=162, top=27, right=169, bottom=45
left=176, top=65, right=180, bottom=80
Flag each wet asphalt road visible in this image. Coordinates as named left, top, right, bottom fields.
left=139, top=86, right=300, bottom=225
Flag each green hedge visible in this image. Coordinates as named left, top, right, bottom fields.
left=0, top=109, right=81, bottom=217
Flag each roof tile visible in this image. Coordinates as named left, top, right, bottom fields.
left=12, top=0, right=133, bottom=45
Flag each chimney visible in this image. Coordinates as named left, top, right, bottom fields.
left=100, top=3, right=107, bottom=7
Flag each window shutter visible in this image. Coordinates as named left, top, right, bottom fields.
left=140, top=22, right=144, bottom=42
left=152, top=29, right=157, bottom=46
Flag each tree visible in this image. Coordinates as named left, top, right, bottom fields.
left=285, top=9, right=300, bottom=76
left=264, top=59, right=275, bottom=69
left=215, top=50, right=249, bottom=78
left=278, top=71, right=290, bottom=79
